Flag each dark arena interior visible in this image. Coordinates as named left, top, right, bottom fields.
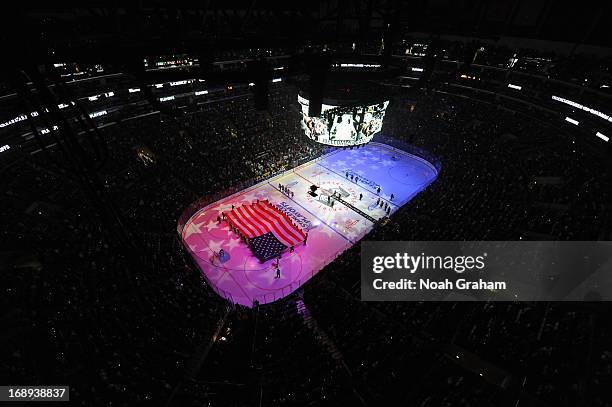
left=1, top=2, right=612, bottom=406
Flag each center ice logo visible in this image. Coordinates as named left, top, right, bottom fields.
left=309, top=180, right=358, bottom=211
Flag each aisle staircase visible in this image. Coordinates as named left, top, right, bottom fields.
left=296, top=299, right=344, bottom=360
left=295, top=296, right=369, bottom=406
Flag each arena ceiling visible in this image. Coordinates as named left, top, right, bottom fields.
left=1, top=0, right=609, bottom=66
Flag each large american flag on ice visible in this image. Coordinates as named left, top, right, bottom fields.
left=226, top=202, right=306, bottom=261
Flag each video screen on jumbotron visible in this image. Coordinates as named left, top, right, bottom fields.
left=298, top=95, right=389, bottom=146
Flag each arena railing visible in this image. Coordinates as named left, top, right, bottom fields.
left=176, top=233, right=237, bottom=304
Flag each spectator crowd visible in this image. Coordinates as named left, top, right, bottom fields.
left=1, top=81, right=611, bottom=407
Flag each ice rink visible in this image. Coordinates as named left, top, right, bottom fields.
left=181, top=142, right=438, bottom=306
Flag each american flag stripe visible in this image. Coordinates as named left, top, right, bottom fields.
left=227, top=202, right=305, bottom=247
left=251, top=204, right=301, bottom=244
left=258, top=203, right=305, bottom=240
left=236, top=206, right=266, bottom=236
left=240, top=205, right=282, bottom=241
left=245, top=205, right=298, bottom=247
left=274, top=208, right=306, bottom=240
left=226, top=211, right=257, bottom=238
left=252, top=204, right=304, bottom=243
left=224, top=211, right=248, bottom=237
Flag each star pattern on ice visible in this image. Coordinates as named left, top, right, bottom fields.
left=188, top=239, right=209, bottom=252
left=241, top=192, right=259, bottom=203
left=226, top=237, right=242, bottom=250
left=205, top=220, right=219, bottom=232
left=208, top=239, right=224, bottom=253
left=211, top=202, right=234, bottom=213
left=184, top=222, right=207, bottom=240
